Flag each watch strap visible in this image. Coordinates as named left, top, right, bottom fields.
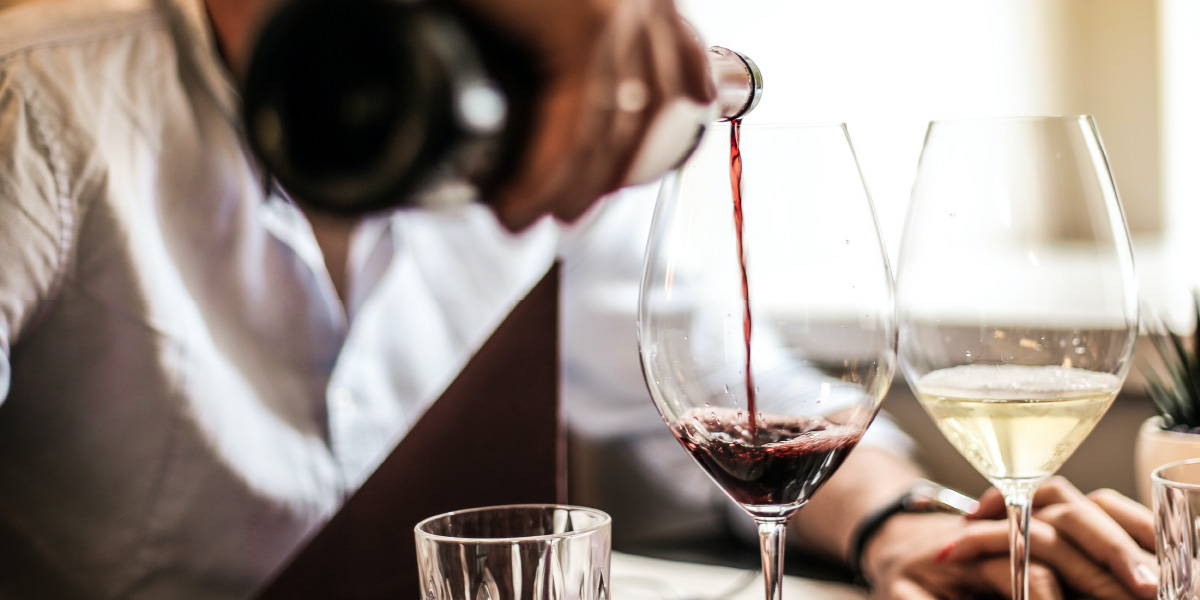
left=847, top=479, right=979, bottom=586
left=847, top=491, right=910, bottom=586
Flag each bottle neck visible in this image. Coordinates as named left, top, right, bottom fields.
left=620, top=46, right=763, bottom=186
left=708, top=46, right=764, bottom=121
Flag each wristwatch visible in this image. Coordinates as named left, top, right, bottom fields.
left=848, top=479, right=979, bottom=585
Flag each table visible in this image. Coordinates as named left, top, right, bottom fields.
left=612, top=552, right=865, bottom=599
left=621, top=530, right=856, bottom=585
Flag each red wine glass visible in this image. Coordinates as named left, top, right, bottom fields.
left=638, top=122, right=896, bottom=600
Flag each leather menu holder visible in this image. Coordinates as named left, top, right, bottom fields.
left=257, top=265, right=565, bottom=599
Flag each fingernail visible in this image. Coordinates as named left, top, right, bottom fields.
left=935, top=542, right=955, bottom=563
left=1134, top=563, right=1158, bottom=587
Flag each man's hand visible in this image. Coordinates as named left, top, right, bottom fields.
left=454, top=0, right=714, bottom=230
left=864, top=479, right=1158, bottom=599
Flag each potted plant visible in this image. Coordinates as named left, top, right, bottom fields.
left=1135, top=295, right=1200, bottom=504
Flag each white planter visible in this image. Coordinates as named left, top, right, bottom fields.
left=1135, top=416, right=1200, bottom=505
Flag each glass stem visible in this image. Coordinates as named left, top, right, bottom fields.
left=1006, top=493, right=1033, bottom=600
left=756, top=518, right=787, bottom=600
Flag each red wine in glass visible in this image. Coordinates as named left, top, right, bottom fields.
left=639, top=120, right=894, bottom=600
left=672, top=409, right=863, bottom=508
left=720, top=118, right=866, bottom=509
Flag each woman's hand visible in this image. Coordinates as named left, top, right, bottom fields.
left=454, top=0, right=714, bottom=230
left=864, top=478, right=1159, bottom=599
left=863, top=512, right=1073, bottom=599
left=969, top=477, right=1158, bottom=598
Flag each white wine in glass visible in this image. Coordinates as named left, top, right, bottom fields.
left=917, top=364, right=1120, bottom=482
left=897, top=116, right=1137, bottom=600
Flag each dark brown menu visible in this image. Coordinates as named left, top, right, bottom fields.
left=257, top=265, right=565, bottom=599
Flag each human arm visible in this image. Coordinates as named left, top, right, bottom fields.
left=450, top=0, right=714, bottom=230
left=786, top=445, right=923, bottom=563
left=207, top=0, right=714, bottom=231
left=782, top=446, right=1062, bottom=597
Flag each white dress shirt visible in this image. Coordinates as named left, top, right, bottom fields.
left=0, top=1, right=558, bottom=597
left=0, top=0, right=913, bottom=597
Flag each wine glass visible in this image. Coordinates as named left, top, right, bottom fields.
left=896, top=116, right=1138, bottom=600
left=637, top=122, right=896, bottom=600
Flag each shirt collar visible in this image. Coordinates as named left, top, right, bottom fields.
left=158, top=0, right=404, bottom=322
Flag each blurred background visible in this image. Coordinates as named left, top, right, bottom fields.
left=679, top=0, right=1196, bottom=497
left=4, top=0, right=1181, bottom=498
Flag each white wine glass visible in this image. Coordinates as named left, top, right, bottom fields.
left=896, top=116, right=1138, bottom=600
left=638, top=122, right=896, bottom=600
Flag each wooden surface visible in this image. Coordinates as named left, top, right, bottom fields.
left=257, top=265, right=564, bottom=599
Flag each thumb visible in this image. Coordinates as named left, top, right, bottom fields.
left=968, top=487, right=1006, bottom=520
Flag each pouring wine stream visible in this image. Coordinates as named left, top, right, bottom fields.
left=729, top=118, right=757, bottom=438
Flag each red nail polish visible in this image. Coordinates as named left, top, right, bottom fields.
left=935, top=542, right=955, bottom=563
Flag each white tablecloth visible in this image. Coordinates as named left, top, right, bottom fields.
left=611, top=551, right=866, bottom=599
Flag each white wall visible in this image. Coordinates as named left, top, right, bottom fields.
left=679, top=0, right=1161, bottom=256
left=1159, top=0, right=1200, bottom=324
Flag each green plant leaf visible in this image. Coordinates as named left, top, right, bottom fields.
left=1139, top=297, right=1200, bottom=428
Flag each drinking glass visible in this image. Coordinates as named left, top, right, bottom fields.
left=638, top=122, right=896, bottom=600
left=1154, top=459, right=1200, bottom=599
left=414, top=504, right=611, bottom=600
left=896, top=116, right=1138, bottom=600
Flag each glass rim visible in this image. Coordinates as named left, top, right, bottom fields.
left=1151, top=458, right=1200, bottom=490
left=413, top=503, right=611, bottom=544
left=927, top=114, right=1094, bottom=126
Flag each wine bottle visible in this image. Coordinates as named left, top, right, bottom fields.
left=240, top=0, right=762, bottom=215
